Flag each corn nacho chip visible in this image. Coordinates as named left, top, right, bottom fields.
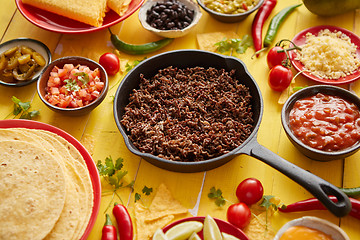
left=197, top=31, right=239, bottom=52
left=146, top=183, right=188, bottom=221
left=134, top=202, right=174, bottom=240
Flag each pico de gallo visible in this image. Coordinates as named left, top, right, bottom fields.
left=44, top=64, right=104, bottom=108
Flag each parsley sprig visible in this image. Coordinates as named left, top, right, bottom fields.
left=4, top=96, right=40, bottom=120
left=97, top=156, right=134, bottom=212
left=215, top=35, right=253, bottom=55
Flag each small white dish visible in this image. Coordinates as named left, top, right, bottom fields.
left=274, top=216, right=350, bottom=240
left=138, top=0, right=202, bottom=38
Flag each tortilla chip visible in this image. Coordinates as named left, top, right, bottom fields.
left=81, top=133, right=95, bottom=156
left=134, top=202, right=174, bottom=240
left=197, top=31, right=239, bottom=52
left=146, top=183, right=188, bottom=221
left=243, top=197, right=280, bottom=240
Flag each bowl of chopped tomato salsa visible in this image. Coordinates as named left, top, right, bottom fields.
left=281, top=85, right=360, bottom=161
left=37, top=56, right=108, bottom=116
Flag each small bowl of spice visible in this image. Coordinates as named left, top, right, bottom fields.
left=37, top=56, right=108, bottom=116
left=0, top=38, right=51, bottom=87
left=138, top=0, right=202, bottom=38
left=281, top=85, right=360, bottom=161
left=197, top=0, right=264, bottom=23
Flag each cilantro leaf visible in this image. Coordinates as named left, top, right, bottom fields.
left=73, top=72, right=89, bottom=85
left=142, top=186, right=153, bottom=196
left=9, top=96, right=40, bottom=120
left=208, top=187, right=226, bottom=207
left=135, top=193, right=141, bottom=202
left=214, top=35, right=253, bottom=55
left=64, top=79, right=80, bottom=92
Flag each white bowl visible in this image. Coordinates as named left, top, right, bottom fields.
left=274, top=216, right=350, bottom=240
left=138, top=0, right=202, bottom=38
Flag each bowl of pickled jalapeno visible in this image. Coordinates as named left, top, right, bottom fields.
left=197, top=0, right=264, bottom=23
left=0, top=38, right=51, bottom=87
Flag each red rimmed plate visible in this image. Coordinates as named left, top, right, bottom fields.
left=162, top=216, right=249, bottom=239
left=16, top=0, right=145, bottom=34
left=289, top=25, right=360, bottom=85
left=0, top=119, right=101, bottom=240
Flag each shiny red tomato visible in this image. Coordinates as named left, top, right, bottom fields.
left=268, top=65, right=293, bottom=92
left=99, top=53, right=120, bottom=76
left=267, top=46, right=287, bottom=69
left=236, top=178, right=264, bottom=205
left=227, top=203, right=251, bottom=229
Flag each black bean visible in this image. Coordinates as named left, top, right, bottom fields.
left=145, top=0, right=194, bottom=30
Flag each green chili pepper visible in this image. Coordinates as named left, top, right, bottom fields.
left=340, top=187, right=360, bottom=198
left=108, top=28, right=173, bottom=55
left=263, top=3, right=302, bottom=48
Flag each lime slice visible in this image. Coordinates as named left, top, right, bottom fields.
left=203, top=215, right=223, bottom=240
left=189, top=232, right=202, bottom=240
left=222, top=232, right=241, bottom=240
left=153, top=228, right=169, bottom=240
left=165, top=221, right=203, bottom=240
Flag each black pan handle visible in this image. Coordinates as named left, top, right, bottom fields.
left=247, top=141, right=351, bottom=217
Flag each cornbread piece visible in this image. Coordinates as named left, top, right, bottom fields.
left=22, top=0, right=107, bottom=27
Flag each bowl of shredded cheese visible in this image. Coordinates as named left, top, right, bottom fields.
left=289, top=25, right=360, bottom=85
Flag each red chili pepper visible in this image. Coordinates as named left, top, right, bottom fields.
left=251, top=0, right=277, bottom=57
left=279, top=196, right=360, bottom=220
left=113, top=203, right=134, bottom=240
left=102, top=213, right=117, bottom=240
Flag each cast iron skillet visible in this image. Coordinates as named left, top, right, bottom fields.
left=113, top=50, right=351, bottom=218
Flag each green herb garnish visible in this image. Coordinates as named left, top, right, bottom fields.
left=64, top=79, right=80, bottom=92
left=97, top=156, right=134, bottom=211
left=8, top=96, right=40, bottom=120
left=215, top=35, right=253, bottom=55
left=208, top=187, right=226, bottom=207
left=73, top=72, right=89, bottom=85
left=135, top=186, right=153, bottom=203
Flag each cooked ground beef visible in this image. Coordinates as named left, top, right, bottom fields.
left=120, top=66, right=254, bottom=162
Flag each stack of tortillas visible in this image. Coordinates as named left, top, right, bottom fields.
left=22, top=0, right=132, bottom=27
left=0, top=128, right=94, bottom=240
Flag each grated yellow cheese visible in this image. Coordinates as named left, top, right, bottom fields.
left=296, top=29, right=360, bottom=79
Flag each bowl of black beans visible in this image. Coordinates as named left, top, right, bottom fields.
left=138, top=0, right=202, bottom=38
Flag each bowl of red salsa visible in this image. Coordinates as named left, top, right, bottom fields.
left=37, top=56, right=108, bottom=116
left=281, top=85, right=360, bottom=161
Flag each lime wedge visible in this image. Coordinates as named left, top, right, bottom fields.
left=153, top=228, right=169, bottom=240
left=165, top=221, right=203, bottom=240
left=203, top=215, right=223, bottom=240
left=222, top=232, right=241, bottom=240
left=189, top=232, right=202, bottom=240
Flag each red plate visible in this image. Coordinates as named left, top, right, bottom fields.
left=0, top=119, right=101, bottom=240
left=162, top=216, right=249, bottom=239
left=289, top=25, right=360, bottom=85
left=16, top=0, right=145, bottom=34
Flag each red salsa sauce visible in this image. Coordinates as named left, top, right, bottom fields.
left=289, top=93, right=360, bottom=151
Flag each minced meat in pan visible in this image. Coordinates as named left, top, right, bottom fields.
left=120, top=66, right=254, bottom=162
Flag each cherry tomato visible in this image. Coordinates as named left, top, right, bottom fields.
left=236, top=178, right=264, bottom=205
left=227, top=203, right=251, bottom=229
left=266, top=46, right=287, bottom=69
left=268, top=65, right=293, bottom=92
left=99, top=52, right=120, bottom=76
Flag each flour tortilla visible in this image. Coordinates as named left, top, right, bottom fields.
left=0, top=140, right=66, bottom=240
left=108, top=0, right=132, bottom=16
left=0, top=128, right=94, bottom=240
left=22, top=0, right=107, bottom=27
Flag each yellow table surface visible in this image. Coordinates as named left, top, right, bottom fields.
left=1, top=0, right=360, bottom=239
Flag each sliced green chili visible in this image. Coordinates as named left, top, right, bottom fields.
left=108, top=28, right=173, bottom=55
left=263, top=4, right=302, bottom=47
left=340, top=187, right=360, bottom=198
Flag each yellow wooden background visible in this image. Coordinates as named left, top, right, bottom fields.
left=1, top=0, right=360, bottom=239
